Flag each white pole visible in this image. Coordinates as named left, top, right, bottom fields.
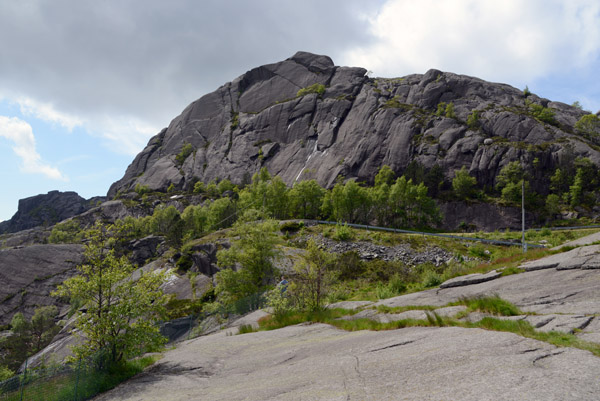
left=522, top=180, right=527, bottom=253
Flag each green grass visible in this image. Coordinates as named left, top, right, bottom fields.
left=2, top=355, right=159, bottom=401
left=468, top=228, right=600, bottom=248
left=451, top=295, right=522, bottom=316
left=257, top=297, right=600, bottom=358
left=237, top=324, right=256, bottom=334
left=376, top=304, right=437, bottom=314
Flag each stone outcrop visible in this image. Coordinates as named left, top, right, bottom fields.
left=0, top=191, right=95, bottom=234
left=108, top=51, right=600, bottom=199
left=0, top=244, right=84, bottom=326
left=93, top=323, right=600, bottom=401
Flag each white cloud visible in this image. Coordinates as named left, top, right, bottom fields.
left=16, top=96, right=83, bottom=131
left=342, top=0, right=600, bottom=84
left=0, top=116, right=67, bottom=180
left=95, top=115, right=160, bottom=156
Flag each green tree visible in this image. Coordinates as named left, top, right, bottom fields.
left=550, top=168, right=569, bottom=195
left=445, top=102, right=456, bottom=119
left=467, top=110, right=480, bottom=129
left=0, top=313, right=31, bottom=370
left=217, top=178, right=235, bottom=194
left=181, top=204, right=209, bottom=238
left=289, top=239, right=335, bottom=311
left=436, top=102, right=447, bottom=117
left=569, top=168, right=584, bottom=207
left=424, top=164, right=445, bottom=197
left=53, top=223, right=169, bottom=364
left=30, top=306, right=60, bottom=354
left=206, top=197, right=236, bottom=230
left=150, top=205, right=183, bottom=248
left=374, top=165, right=395, bottom=187
left=288, top=180, right=325, bottom=219
left=452, top=166, right=477, bottom=199
left=0, top=365, right=13, bottom=381
left=545, top=194, right=561, bottom=216
left=333, top=180, right=372, bottom=223
left=215, top=220, right=282, bottom=308
left=388, top=176, right=440, bottom=228
left=496, top=161, right=524, bottom=191
left=265, top=176, right=289, bottom=219
left=574, top=114, right=600, bottom=138
left=175, top=143, right=194, bottom=165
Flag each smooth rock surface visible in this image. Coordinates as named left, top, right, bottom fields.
left=0, top=244, right=84, bottom=325
left=440, top=269, right=501, bottom=288
left=521, top=245, right=600, bottom=271
left=93, top=324, right=600, bottom=401
left=108, top=52, right=600, bottom=232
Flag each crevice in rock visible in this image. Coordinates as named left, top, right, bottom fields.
left=368, top=340, right=416, bottom=353
left=532, top=350, right=565, bottom=366
left=519, top=348, right=541, bottom=354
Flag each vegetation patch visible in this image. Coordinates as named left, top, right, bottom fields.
left=297, top=83, right=326, bottom=97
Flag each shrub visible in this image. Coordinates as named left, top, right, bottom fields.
left=529, top=103, right=555, bottom=124
left=279, top=221, right=304, bottom=233
left=445, top=102, right=456, bottom=119
left=421, top=270, right=442, bottom=288
left=175, top=143, right=194, bottom=165
left=332, top=223, right=354, bottom=241
left=574, top=114, right=600, bottom=138
left=452, top=166, right=477, bottom=199
left=48, top=219, right=83, bottom=244
left=436, top=102, right=447, bottom=116
left=297, top=83, right=326, bottom=97
left=456, top=295, right=522, bottom=316
left=467, top=110, right=480, bottom=129
left=193, top=181, right=206, bottom=194
left=134, top=183, right=151, bottom=196
left=237, top=324, right=256, bottom=334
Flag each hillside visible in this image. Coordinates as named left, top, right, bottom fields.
left=1, top=52, right=600, bottom=400
left=109, top=51, right=600, bottom=199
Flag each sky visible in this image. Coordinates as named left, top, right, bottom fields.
left=1, top=0, right=599, bottom=222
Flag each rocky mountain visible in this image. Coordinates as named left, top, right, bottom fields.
left=0, top=191, right=100, bottom=234
left=0, top=244, right=84, bottom=326
left=108, top=51, right=599, bottom=197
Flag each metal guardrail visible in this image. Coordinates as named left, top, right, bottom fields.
left=532, top=225, right=600, bottom=231
left=307, top=220, right=546, bottom=248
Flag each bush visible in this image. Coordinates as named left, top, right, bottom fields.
left=134, top=183, right=151, bottom=196
left=48, top=219, right=83, bottom=244
left=529, top=103, right=555, bottom=124
left=175, top=143, right=194, bottom=165
left=421, top=270, right=442, bottom=288
left=467, top=110, right=480, bottom=129
left=452, top=166, right=477, bottom=199
left=0, top=365, right=13, bottom=380
left=332, top=223, right=354, bottom=241
left=575, top=114, right=600, bottom=138
left=279, top=221, right=304, bottom=233
left=297, top=83, right=326, bottom=97
left=445, top=102, right=456, bottom=119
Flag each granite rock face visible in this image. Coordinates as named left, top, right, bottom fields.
left=0, top=244, right=84, bottom=326
left=108, top=51, right=600, bottom=197
left=0, top=191, right=95, bottom=234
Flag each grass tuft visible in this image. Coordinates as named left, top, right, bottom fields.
left=452, top=295, right=522, bottom=316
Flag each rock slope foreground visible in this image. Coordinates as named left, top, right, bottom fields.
left=93, top=324, right=600, bottom=401
left=94, top=256, right=600, bottom=400
left=109, top=51, right=599, bottom=196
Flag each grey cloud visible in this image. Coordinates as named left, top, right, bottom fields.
left=0, top=0, right=383, bottom=129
